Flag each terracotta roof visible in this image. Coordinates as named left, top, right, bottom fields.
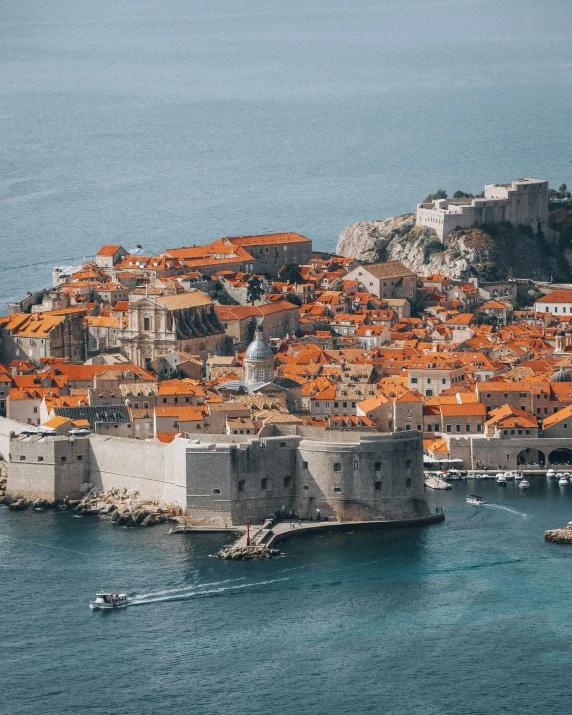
left=225, top=232, right=311, bottom=247
left=440, top=403, right=486, bottom=417
left=155, top=292, right=213, bottom=310
left=536, top=290, right=572, bottom=303
left=357, top=261, right=415, bottom=279
left=154, top=405, right=207, bottom=420
left=96, top=245, right=124, bottom=257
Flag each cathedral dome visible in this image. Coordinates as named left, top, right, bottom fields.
left=245, top=326, right=273, bottom=360
left=551, top=368, right=572, bottom=383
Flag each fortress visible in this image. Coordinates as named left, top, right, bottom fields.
left=1, top=418, right=432, bottom=526
left=416, top=178, right=549, bottom=239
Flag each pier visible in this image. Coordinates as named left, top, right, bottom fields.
left=170, top=511, right=445, bottom=559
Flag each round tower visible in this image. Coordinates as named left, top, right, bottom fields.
left=244, top=325, right=274, bottom=382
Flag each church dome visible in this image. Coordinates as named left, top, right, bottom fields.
left=244, top=326, right=273, bottom=360
left=551, top=368, right=572, bottom=383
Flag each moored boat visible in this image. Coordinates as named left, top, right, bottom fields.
left=496, top=475, right=507, bottom=484
left=558, top=476, right=569, bottom=486
left=90, top=592, right=128, bottom=609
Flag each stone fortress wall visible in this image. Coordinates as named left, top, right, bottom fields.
left=416, top=178, right=549, bottom=239
left=3, top=417, right=429, bottom=525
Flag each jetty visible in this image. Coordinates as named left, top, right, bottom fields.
left=425, top=476, right=452, bottom=490
left=171, top=511, right=445, bottom=559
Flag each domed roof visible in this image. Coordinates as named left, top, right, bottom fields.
left=557, top=330, right=566, bottom=337
left=244, top=326, right=273, bottom=361
left=551, top=368, right=572, bottom=383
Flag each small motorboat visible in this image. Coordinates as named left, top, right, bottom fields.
left=466, top=495, right=486, bottom=506
left=559, top=476, right=569, bottom=486
left=497, top=475, right=507, bottom=484
left=90, top=592, right=128, bottom=609
left=546, top=469, right=556, bottom=479
left=504, top=471, right=515, bottom=481
left=513, top=472, right=523, bottom=481
left=519, top=479, right=530, bottom=489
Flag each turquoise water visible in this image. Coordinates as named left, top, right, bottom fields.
left=2, top=479, right=572, bottom=714
left=2, top=0, right=572, bottom=306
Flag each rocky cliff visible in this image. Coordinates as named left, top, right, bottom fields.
left=336, top=214, right=570, bottom=282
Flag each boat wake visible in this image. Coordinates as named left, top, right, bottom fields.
left=135, top=577, right=247, bottom=600
left=486, top=503, right=529, bottom=518
left=128, top=577, right=290, bottom=606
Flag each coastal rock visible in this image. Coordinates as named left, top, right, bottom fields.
left=216, top=545, right=280, bottom=561
left=9, top=499, right=29, bottom=511
left=545, top=527, right=572, bottom=544
left=336, top=213, right=566, bottom=282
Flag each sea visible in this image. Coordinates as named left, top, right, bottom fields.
left=2, top=0, right=572, bottom=308
left=1, top=480, right=572, bottom=714
left=2, top=1, right=572, bottom=712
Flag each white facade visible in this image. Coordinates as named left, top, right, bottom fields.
left=416, top=178, right=549, bottom=239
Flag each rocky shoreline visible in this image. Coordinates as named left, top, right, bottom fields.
left=216, top=545, right=280, bottom=561
left=0, top=481, right=182, bottom=528
left=545, top=524, right=572, bottom=544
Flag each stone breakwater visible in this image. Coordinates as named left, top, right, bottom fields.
left=0, top=484, right=183, bottom=527
left=216, top=546, right=280, bottom=560
left=545, top=525, right=572, bottom=544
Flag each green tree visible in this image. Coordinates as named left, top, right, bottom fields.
left=278, top=263, right=303, bottom=284
left=246, top=276, right=264, bottom=305
left=423, top=189, right=448, bottom=202
left=283, top=293, right=302, bottom=306
left=453, top=190, right=475, bottom=199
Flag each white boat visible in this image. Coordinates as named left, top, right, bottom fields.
left=519, top=479, right=530, bottom=489
left=447, top=469, right=461, bottom=481
left=546, top=470, right=556, bottom=479
left=513, top=472, right=523, bottom=481
left=466, top=495, right=486, bottom=506
left=559, top=477, right=569, bottom=486
left=497, top=475, right=507, bottom=484
left=90, top=592, right=128, bottom=609
left=504, top=471, right=515, bottom=481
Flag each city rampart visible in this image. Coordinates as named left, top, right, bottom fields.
left=3, top=417, right=430, bottom=525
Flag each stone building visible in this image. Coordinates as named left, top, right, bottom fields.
left=215, top=300, right=300, bottom=352
left=119, top=291, right=224, bottom=368
left=243, top=325, right=275, bottom=383
left=416, top=178, right=549, bottom=239
left=343, top=261, right=417, bottom=301
left=0, top=312, right=86, bottom=365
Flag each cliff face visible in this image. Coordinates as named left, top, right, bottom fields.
left=336, top=214, right=569, bottom=281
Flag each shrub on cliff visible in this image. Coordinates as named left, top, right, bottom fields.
left=423, top=240, right=447, bottom=264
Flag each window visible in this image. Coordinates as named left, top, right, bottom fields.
left=353, top=460, right=359, bottom=469
left=333, top=487, right=342, bottom=493
left=446, top=424, right=451, bottom=433
left=374, top=462, right=381, bottom=472
left=416, top=424, right=422, bottom=431
left=334, top=463, right=341, bottom=472
left=302, top=485, right=309, bottom=490
left=261, top=478, right=269, bottom=490
left=33, top=406, right=38, bottom=414
left=427, top=424, right=432, bottom=432
left=343, top=401, right=347, bottom=408
left=284, top=476, right=292, bottom=488
left=238, top=480, right=245, bottom=492
left=37, top=456, right=43, bottom=462
left=61, top=456, right=67, bottom=463
left=426, top=390, right=433, bottom=397
left=477, top=424, right=482, bottom=432
left=212, top=488, right=221, bottom=495
left=143, top=317, right=150, bottom=330
left=442, top=378, right=446, bottom=384
left=406, top=424, right=411, bottom=430
left=565, top=424, right=569, bottom=429
left=465, top=424, right=471, bottom=432
left=374, top=481, right=382, bottom=491
left=334, top=402, right=338, bottom=408
left=427, top=378, right=431, bottom=384
left=405, top=459, right=411, bottom=469
left=325, top=402, right=330, bottom=408
left=406, top=478, right=412, bottom=488
left=303, top=460, right=308, bottom=469
left=19, top=455, right=26, bottom=461
left=77, top=455, right=83, bottom=461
